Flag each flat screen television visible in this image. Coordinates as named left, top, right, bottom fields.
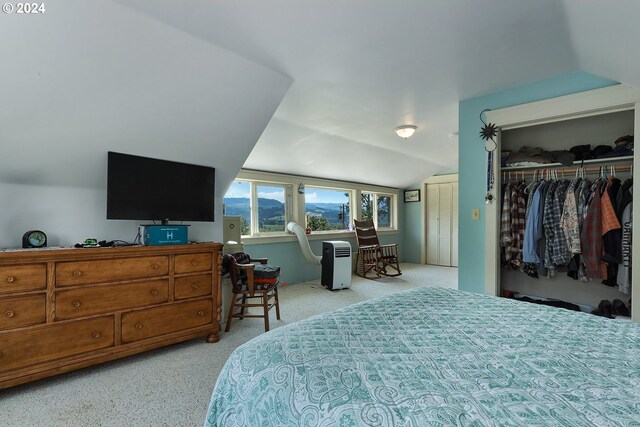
left=107, top=152, right=215, bottom=223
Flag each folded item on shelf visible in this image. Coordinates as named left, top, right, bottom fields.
left=614, top=135, right=634, bottom=146
left=597, top=143, right=633, bottom=158
left=505, top=146, right=551, bottom=166
left=542, top=150, right=575, bottom=166
left=592, top=144, right=613, bottom=158
left=569, top=144, right=594, bottom=160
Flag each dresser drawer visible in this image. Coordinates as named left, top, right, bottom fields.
left=175, top=253, right=212, bottom=274
left=0, top=264, right=47, bottom=294
left=56, top=256, right=169, bottom=286
left=0, top=316, right=114, bottom=373
left=55, top=280, right=169, bottom=320
left=174, top=274, right=212, bottom=300
left=0, top=294, right=46, bottom=330
left=121, top=299, right=212, bottom=343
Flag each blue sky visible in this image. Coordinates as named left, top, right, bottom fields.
left=224, top=181, right=348, bottom=203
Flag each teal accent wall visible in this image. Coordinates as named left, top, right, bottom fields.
left=244, top=232, right=403, bottom=285
left=403, top=182, right=423, bottom=264
left=458, top=72, right=617, bottom=294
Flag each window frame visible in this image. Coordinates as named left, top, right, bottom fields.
left=223, top=170, right=400, bottom=243
left=361, top=191, right=396, bottom=230
left=251, top=181, right=291, bottom=236
left=304, top=186, right=354, bottom=233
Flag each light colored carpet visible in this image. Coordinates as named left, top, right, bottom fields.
left=0, top=263, right=457, bottom=427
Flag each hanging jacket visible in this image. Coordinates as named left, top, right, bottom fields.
left=616, top=178, right=633, bottom=221
left=601, top=176, right=622, bottom=265
left=581, top=181, right=603, bottom=279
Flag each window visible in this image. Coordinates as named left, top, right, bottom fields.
left=377, top=195, right=392, bottom=227
left=224, top=170, right=399, bottom=240
left=223, top=181, right=250, bottom=235
left=256, top=184, right=286, bottom=233
left=304, top=187, right=351, bottom=231
left=361, top=192, right=394, bottom=229
left=223, top=181, right=289, bottom=236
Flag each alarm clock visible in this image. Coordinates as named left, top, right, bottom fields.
left=22, top=230, right=47, bottom=248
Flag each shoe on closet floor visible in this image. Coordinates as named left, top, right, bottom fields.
left=591, top=300, right=614, bottom=318
left=612, top=299, right=630, bottom=317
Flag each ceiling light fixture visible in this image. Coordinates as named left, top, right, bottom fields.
left=394, top=125, right=417, bottom=139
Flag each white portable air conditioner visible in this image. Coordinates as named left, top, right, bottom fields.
left=321, top=241, right=352, bottom=290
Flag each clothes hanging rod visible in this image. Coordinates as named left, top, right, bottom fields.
left=502, top=155, right=633, bottom=171
left=503, top=164, right=632, bottom=178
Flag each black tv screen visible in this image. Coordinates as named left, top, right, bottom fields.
left=107, top=152, right=215, bottom=222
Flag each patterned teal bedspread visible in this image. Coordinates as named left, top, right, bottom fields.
left=205, top=287, right=640, bottom=426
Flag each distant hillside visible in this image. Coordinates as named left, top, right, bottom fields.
left=223, top=198, right=349, bottom=229
left=305, top=202, right=348, bottom=226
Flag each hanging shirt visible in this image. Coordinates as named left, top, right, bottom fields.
left=509, top=181, right=526, bottom=266
left=524, top=181, right=541, bottom=222
left=581, top=181, right=603, bottom=279
left=561, top=178, right=581, bottom=254
left=543, top=181, right=559, bottom=270
left=551, top=179, right=571, bottom=265
left=617, top=200, right=632, bottom=294
left=523, top=181, right=545, bottom=263
left=577, top=178, right=592, bottom=226
left=537, top=181, right=555, bottom=276
left=500, top=183, right=512, bottom=259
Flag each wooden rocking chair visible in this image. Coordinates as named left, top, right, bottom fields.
left=353, top=219, right=402, bottom=279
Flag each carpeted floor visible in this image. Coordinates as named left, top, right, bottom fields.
left=0, top=263, right=456, bottom=427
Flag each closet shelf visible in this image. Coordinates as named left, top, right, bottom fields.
left=502, top=155, right=633, bottom=171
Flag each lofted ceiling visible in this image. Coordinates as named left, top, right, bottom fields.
left=2, top=0, right=640, bottom=191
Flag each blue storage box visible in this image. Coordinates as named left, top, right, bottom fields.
left=142, top=225, right=189, bottom=246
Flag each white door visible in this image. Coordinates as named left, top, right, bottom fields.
left=426, top=185, right=440, bottom=265
left=437, top=184, right=452, bottom=266
left=425, top=182, right=458, bottom=267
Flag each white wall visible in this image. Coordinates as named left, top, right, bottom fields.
left=0, top=0, right=292, bottom=249
left=0, top=182, right=224, bottom=248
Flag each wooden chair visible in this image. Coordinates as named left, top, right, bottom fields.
left=224, top=252, right=281, bottom=332
left=353, top=219, right=402, bottom=279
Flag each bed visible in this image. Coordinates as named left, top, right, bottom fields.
left=205, top=287, right=640, bottom=426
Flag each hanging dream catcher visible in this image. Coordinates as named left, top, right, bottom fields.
left=479, top=109, right=497, bottom=203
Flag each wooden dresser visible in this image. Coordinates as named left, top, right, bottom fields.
left=0, top=243, right=222, bottom=389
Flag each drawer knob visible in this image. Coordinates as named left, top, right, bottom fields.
left=73, top=270, right=82, bottom=277
left=72, top=300, right=81, bottom=308
left=197, top=310, right=205, bottom=317
left=191, top=283, right=199, bottom=290
left=5, top=310, right=15, bottom=318
left=135, top=323, right=143, bottom=330
left=151, top=264, right=159, bottom=270
left=6, top=276, right=15, bottom=283
left=150, top=289, right=159, bottom=296
left=92, top=331, right=101, bottom=339
left=191, top=260, right=199, bottom=266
